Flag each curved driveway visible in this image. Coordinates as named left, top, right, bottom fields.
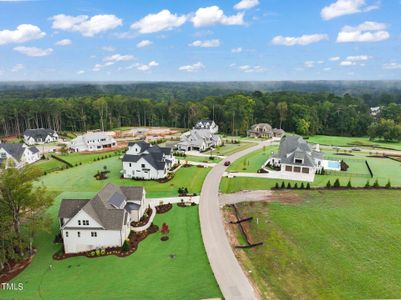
left=199, top=140, right=272, bottom=300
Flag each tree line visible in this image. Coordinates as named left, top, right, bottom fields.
left=0, top=90, right=400, bottom=140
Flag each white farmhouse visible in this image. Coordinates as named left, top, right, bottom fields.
left=23, top=128, right=59, bottom=145
left=122, top=141, right=176, bottom=180
left=69, top=132, right=117, bottom=152
left=0, top=143, right=40, bottom=169
left=58, top=183, right=147, bottom=254
left=194, top=120, right=219, bottom=134
left=177, top=129, right=221, bottom=152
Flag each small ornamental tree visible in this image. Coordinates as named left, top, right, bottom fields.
left=274, top=182, right=279, bottom=189
left=334, top=178, right=341, bottom=188
left=300, top=182, right=305, bottom=189
left=281, top=182, right=285, bottom=189
left=294, top=183, right=298, bottom=189
left=326, top=180, right=331, bottom=189
left=287, top=182, right=292, bottom=189
left=373, top=179, right=379, bottom=188
left=347, top=180, right=352, bottom=188
left=161, top=223, right=170, bottom=241
left=365, top=180, right=370, bottom=188
left=306, top=183, right=311, bottom=189
left=385, top=180, right=391, bottom=189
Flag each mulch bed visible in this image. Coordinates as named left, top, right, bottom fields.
left=131, top=208, right=153, bottom=227
left=0, top=250, right=37, bottom=285
left=160, top=236, right=169, bottom=242
left=177, top=202, right=197, bottom=208
left=155, top=203, right=173, bottom=214
left=53, top=224, right=159, bottom=260
left=334, top=153, right=354, bottom=156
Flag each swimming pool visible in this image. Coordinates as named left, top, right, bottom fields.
left=325, top=160, right=341, bottom=171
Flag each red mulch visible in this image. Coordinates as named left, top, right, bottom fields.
left=155, top=203, right=173, bottom=214
left=0, top=250, right=37, bottom=285
left=53, top=224, right=159, bottom=260
left=131, top=208, right=153, bottom=227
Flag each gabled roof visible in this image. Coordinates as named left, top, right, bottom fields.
left=61, top=183, right=144, bottom=230
left=59, top=199, right=90, bottom=218
left=123, top=142, right=171, bottom=171
left=194, top=119, right=215, bottom=129
left=24, top=128, right=56, bottom=140
left=0, top=143, right=27, bottom=162
left=29, top=146, right=40, bottom=154
left=277, top=136, right=317, bottom=168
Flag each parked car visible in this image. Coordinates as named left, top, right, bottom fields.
left=224, top=161, right=231, bottom=166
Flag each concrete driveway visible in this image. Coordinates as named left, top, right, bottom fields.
left=199, top=139, right=272, bottom=300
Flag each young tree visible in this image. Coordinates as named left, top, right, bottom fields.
left=161, top=223, right=170, bottom=241
left=277, top=102, right=288, bottom=130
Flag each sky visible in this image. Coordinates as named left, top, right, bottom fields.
left=0, top=0, right=400, bottom=81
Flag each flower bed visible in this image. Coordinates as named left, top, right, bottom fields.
left=0, top=250, right=37, bottom=284
left=131, top=208, right=153, bottom=227
left=53, top=224, right=159, bottom=260
left=155, top=203, right=173, bottom=214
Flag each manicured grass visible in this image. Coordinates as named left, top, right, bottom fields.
left=220, top=149, right=401, bottom=193
left=54, top=151, right=121, bottom=166
left=215, top=142, right=257, bottom=156
left=228, top=146, right=277, bottom=173
left=34, top=159, right=67, bottom=173
left=308, top=135, right=401, bottom=151
left=37, top=157, right=210, bottom=198
left=231, top=190, right=401, bottom=299
left=180, top=155, right=222, bottom=163
left=0, top=193, right=221, bottom=300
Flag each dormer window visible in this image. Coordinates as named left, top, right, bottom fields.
left=295, top=159, right=303, bottom=164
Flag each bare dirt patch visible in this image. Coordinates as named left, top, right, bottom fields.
left=220, top=190, right=302, bottom=206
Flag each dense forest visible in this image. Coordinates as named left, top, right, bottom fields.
left=0, top=83, right=401, bottom=140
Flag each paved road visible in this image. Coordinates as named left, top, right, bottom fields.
left=199, top=140, right=272, bottom=300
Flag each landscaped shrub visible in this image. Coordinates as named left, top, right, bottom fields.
left=274, top=182, right=279, bottom=189
left=347, top=180, right=352, bottom=188
left=281, top=182, right=285, bottom=189
left=373, top=179, right=379, bottom=187
left=122, top=240, right=130, bottom=252
left=306, top=183, right=311, bottom=189
left=300, top=182, right=305, bottom=189
left=287, top=182, right=292, bottom=189
left=385, top=180, right=391, bottom=189
left=365, top=180, right=370, bottom=188
left=333, top=178, right=341, bottom=188
left=294, top=183, right=298, bottom=189
left=326, top=180, right=331, bottom=188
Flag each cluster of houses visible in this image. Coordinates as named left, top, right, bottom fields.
left=247, top=123, right=285, bottom=139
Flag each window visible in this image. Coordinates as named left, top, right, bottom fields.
left=285, top=166, right=292, bottom=172
left=129, top=163, right=132, bottom=167
left=77, top=232, right=80, bottom=237
left=78, top=220, right=81, bottom=225
left=295, top=159, right=303, bottom=164
left=302, top=168, right=310, bottom=174
left=294, top=167, right=301, bottom=173
left=91, top=232, right=97, bottom=237
left=141, top=164, right=145, bottom=168
left=83, top=220, right=89, bottom=226
left=65, top=231, right=69, bottom=237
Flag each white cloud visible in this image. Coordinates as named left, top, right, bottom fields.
left=340, top=60, right=356, bottom=66
left=346, top=55, right=370, bottom=61
left=51, top=14, right=122, bottom=37
left=234, top=0, right=259, bottom=10
left=329, top=56, right=341, bottom=61
left=136, top=40, right=153, bottom=48
left=192, top=6, right=245, bottom=27
left=340, top=55, right=371, bottom=66
left=189, top=39, right=220, bottom=47
left=102, top=46, right=115, bottom=52
left=103, top=54, right=135, bottom=63
left=131, top=10, right=187, bottom=34
left=128, top=61, right=159, bottom=72
left=337, top=21, right=389, bottom=43
left=321, top=0, right=379, bottom=20
left=239, top=65, right=266, bottom=73
left=11, top=64, right=24, bottom=72
left=179, top=62, right=205, bottom=72
left=77, top=70, right=85, bottom=75
left=272, top=34, right=328, bottom=46
left=232, top=47, right=243, bottom=53
left=0, top=24, right=45, bottom=45
left=14, top=46, right=53, bottom=57
left=383, top=62, right=401, bottom=70
left=55, top=38, right=72, bottom=46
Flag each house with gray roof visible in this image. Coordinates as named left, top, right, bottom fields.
left=58, top=183, right=147, bottom=254
left=267, top=136, right=340, bottom=181
left=0, top=143, right=40, bottom=169
left=177, top=128, right=221, bottom=152
left=68, top=131, right=117, bottom=152
left=194, top=120, right=218, bottom=134
left=122, top=141, right=176, bottom=180
left=248, top=123, right=286, bottom=139
left=23, top=128, right=58, bottom=145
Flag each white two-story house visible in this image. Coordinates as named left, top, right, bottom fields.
left=0, top=143, right=40, bottom=169
left=23, top=128, right=59, bottom=145
left=122, top=141, right=176, bottom=180
left=69, top=132, right=117, bottom=152
left=58, top=183, right=147, bottom=254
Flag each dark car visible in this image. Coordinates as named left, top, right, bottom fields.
left=224, top=161, right=231, bottom=166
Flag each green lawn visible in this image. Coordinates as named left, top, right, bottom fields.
left=228, top=146, right=277, bottom=173
left=180, top=155, right=222, bottom=163
left=231, top=190, right=401, bottom=299
left=34, top=159, right=67, bottom=173
left=37, top=156, right=210, bottom=198
left=54, top=151, right=122, bottom=166
left=215, top=142, right=257, bottom=156
left=0, top=193, right=221, bottom=300
left=221, top=149, right=401, bottom=193
left=308, top=135, right=401, bottom=151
